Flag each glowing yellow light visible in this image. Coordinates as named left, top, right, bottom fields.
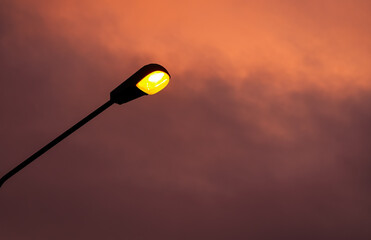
left=136, top=71, right=170, bottom=95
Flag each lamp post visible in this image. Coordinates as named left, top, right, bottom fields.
left=0, top=63, right=171, bottom=188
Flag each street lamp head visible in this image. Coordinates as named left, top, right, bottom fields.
left=110, top=64, right=171, bottom=105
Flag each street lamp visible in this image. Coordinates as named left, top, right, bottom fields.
left=0, top=63, right=171, bottom=188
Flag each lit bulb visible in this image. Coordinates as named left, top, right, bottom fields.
left=136, top=71, right=170, bottom=95
left=148, top=72, right=165, bottom=82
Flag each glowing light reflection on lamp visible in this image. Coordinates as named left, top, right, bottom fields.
left=136, top=71, right=170, bottom=95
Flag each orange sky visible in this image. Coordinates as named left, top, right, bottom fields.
left=1, top=1, right=370, bottom=239
left=12, top=0, right=371, bottom=88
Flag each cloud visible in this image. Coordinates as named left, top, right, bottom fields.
left=1, top=0, right=370, bottom=239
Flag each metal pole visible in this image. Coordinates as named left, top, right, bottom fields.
left=0, top=100, right=114, bottom=188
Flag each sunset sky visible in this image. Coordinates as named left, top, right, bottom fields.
left=1, top=0, right=370, bottom=239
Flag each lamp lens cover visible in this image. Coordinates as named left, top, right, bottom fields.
left=136, top=71, right=170, bottom=95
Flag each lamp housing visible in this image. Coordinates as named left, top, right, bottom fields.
left=110, top=64, right=170, bottom=105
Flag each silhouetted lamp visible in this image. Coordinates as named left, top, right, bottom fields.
left=110, top=64, right=170, bottom=104
left=0, top=63, right=171, bottom=188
